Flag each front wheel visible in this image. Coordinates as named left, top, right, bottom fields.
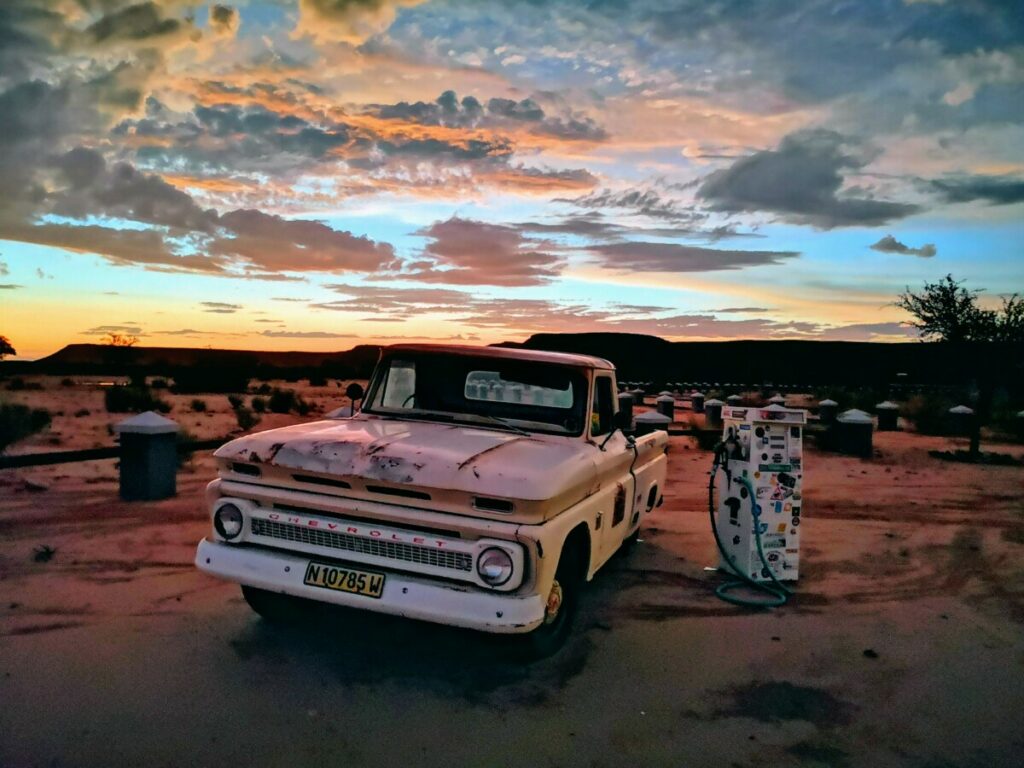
left=515, top=549, right=583, bottom=660
left=241, top=585, right=311, bottom=623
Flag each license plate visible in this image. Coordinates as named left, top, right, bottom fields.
left=303, top=561, right=385, bottom=599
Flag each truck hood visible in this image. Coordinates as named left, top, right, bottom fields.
left=214, top=415, right=599, bottom=510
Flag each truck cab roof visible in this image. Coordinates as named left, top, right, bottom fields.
left=382, top=343, right=615, bottom=371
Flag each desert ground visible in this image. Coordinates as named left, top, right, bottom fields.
left=1, top=378, right=1023, bottom=767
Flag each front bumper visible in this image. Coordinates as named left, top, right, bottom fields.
left=195, top=539, right=546, bottom=634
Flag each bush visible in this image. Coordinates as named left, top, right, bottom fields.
left=74, top=408, right=90, bottom=418
left=150, top=378, right=168, bottom=389
left=5, top=377, right=25, bottom=391
left=171, top=366, right=252, bottom=394
left=251, top=396, right=266, bottom=413
left=254, top=383, right=273, bottom=395
left=190, top=399, right=208, bottom=413
left=61, top=378, right=75, bottom=387
left=0, top=403, right=52, bottom=450
left=235, top=406, right=259, bottom=431
left=177, top=427, right=198, bottom=467
left=307, top=373, right=328, bottom=387
left=104, top=386, right=171, bottom=414
left=227, top=394, right=244, bottom=410
left=905, top=393, right=957, bottom=435
left=268, top=388, right=299, bottom=414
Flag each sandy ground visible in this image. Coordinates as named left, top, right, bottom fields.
left=1, top=382, right=1023, bottom=767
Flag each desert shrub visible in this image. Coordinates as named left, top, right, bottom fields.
left=171, top=365, right=252, bottom=394
left=150, top=378, right=168, bottom=389
left=235, top=406, right=259, bottom=431
left=5, top=377, right=25, bottom=391
left=0, top=403, right=52, bottom=450
left=254, top=382, right=273, bottom=395
left=307, top=373, right=328, bottom=387
left=268, top=388, right=299, bottom=414
left=74, top=408, right=90, bottom=417
left=904, top=393, right=957, bottom=435
left=104, top=386, right=171, bottom=414
left=60, top=378, right=75, bottom=387
left=190, top=398, right=208, bottom=413
left=251, top=396, right=266, bottom=413
left=296, top=398, right=312, bottom=416
left=227, top=394, right=243, bottom=410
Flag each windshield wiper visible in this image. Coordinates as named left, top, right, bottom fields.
left=460, top=413, right=532, bottom=436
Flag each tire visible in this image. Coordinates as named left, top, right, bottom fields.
left=241, top=585, right=310, bottom=624
left=515, top=545, right=583, bottom=660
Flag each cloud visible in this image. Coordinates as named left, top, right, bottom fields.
left=814, top=322, right=918, bottom=341
left=927, top=174, right=1024, bottom=205
left=869, top=235, right=936, bottom=258
left=559, top=187, right=696, bottom=222
left=0, top=284, right=22, bottom=290
left=587, top=242, right=799, bottom=272
left=370, top=90, right=607, bottom=141
left=83, top=324, right=143, bottom=336
left=0, top=260, right=8, bottom=276
left=209, top=5, right=240, bottom=37
left=86, top=2, right=190, bottom=47
left=294, top=0, right=425, bottom=44
left=259, top=330, right=358, bottom=338
left=394, top=217, right=565, bottom=286
left=698, top=130, right=921, bottom=228
left=316, top=284, right=471, bottom=319
left=201, top=301, right=242, bottom=313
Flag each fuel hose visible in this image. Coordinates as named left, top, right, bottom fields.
left=708, top=446, right=791, bottom=608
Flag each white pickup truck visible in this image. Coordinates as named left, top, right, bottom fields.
left=195, top=344, right=668, bottom=655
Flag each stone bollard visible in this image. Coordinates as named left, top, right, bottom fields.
left=115, top=411, right=180, bottom=501
left=836, top=409, right=873, bottom=458
left=726, top=394, right=743, bottom=407
left=818, top=398, right=839, bottom=425
left=875, top=400, right=899, bottom=431
left=634, top=411, right=671, bottom=437
left=617, top=392, right=634, bottom=432
left=691, top=391, right=705, bottom=413
left=630, top=388, right=647, bottom=405
left=656, top=394, right=675, bottom=421
left=948, top=405, right=974, bottom=436
left=1015, top=409, right=1024, bottom=441
left=768, top=393, right=786, bottom=406
left=705, top=398, right=725, bottom=429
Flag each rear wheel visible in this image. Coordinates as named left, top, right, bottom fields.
left=241, top=585, right=310, bottom=623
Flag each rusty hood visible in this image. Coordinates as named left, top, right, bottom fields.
left=214, top=415, right=599, bottom=513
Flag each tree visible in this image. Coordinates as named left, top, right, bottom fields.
left=0, top=335, right=14, bottom=359
left=896, top=275, right=1023, bottom=459
left=102, top=333, right=138, bottom=347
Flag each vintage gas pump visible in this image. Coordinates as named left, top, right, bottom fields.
left=709, top=404, right=806, bottom=607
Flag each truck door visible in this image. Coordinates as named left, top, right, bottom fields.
left=591, top=374, right=636, bottom=564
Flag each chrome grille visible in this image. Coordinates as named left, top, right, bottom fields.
left=250, top=518, right=472, bottom=572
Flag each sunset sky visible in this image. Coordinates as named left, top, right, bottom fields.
left=1, top=0, right=1022, bottom=359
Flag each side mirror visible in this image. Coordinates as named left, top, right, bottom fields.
left=614, top=409, right=632, bottom=431
left=345, top=382, right=365, bottom=401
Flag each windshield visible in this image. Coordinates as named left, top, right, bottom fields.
left=362, top=353, right=589, bottom=436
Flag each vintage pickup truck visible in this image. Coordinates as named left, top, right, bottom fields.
left=195, top=344, right=668, bottom=655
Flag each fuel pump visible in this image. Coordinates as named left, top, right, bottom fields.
left=708, top=404, right=806, bottom=607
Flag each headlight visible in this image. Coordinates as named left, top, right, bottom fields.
left=477, top=547, right=513, bottom=586
left=214, top=503, right=244, bottom=540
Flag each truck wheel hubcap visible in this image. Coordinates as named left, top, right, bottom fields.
left=544, top=581, right=564, bottom=624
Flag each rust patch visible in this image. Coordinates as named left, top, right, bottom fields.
left=457, top=438, right=523, bottom=470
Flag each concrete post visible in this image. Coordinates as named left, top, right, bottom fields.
left=948, top=405, right=974, bottom=436
left=634, top=411, right=671, bottom=437
left=691, top=392, right=705, bottom=413
left=875, top=400, right=899, bottom=431
left=818, top=399, right=839, bottom=425
left=115, top=411, right=180, bottom=501
left=726, top=394, right=743, bottom=406
left=656, top=394, right=675, bottom=421
left=768, top=394, right=786, bottom=406
left=704, top=398, right=725, bottom=429
left=837, top=409, right=873, bottom=458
